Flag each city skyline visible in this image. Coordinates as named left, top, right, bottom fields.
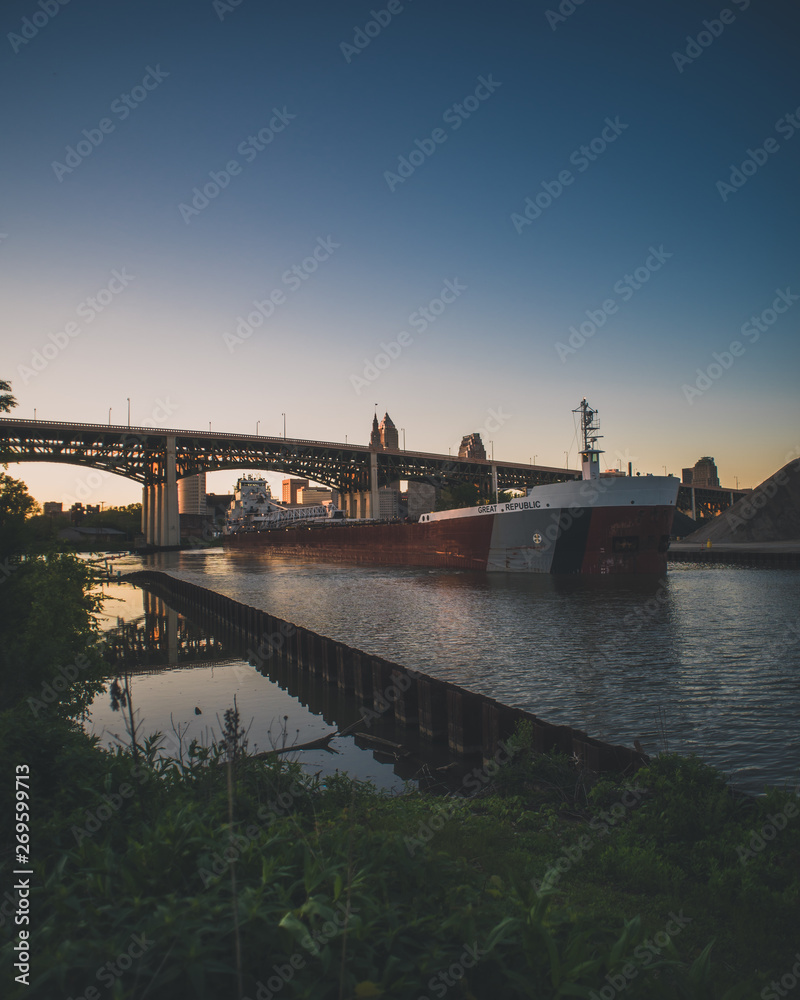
left=3, top=0, right=798, bottom=506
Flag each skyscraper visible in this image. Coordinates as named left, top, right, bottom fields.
left=178, top=473, right=207, bottom=514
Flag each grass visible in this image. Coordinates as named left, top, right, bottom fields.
left=1, top=707, right=798, bottom=999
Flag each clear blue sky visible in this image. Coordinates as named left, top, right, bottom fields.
left=2, top=0, right=798, bottom=505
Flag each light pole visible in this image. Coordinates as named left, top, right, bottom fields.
left=490, top=440, right=494, bottom=460
left=33, top=408, right=36, bottom=419
left=256, top=420, right=260, bottom=436
left=564, top=451, right=569, bottom=468
left=401, top=428, right=405, bottom=451
left=534, top=454, right=537, bottom=465
left=108, top=407, right=112, bottom=425
left=735, top=476, right=739, bottom=490
left=282, top=413, right=286, bottom=439
left=127, top=398, right=130, bottom=427
left=209, top=421, right=211, bottom=432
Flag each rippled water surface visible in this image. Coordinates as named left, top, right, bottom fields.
left=107, top=549, right=800, bottom=793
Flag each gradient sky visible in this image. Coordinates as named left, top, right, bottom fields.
left=2, top=0, right=798, bottom=506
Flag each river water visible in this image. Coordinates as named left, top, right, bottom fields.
left=92, top=549, right=800, bottom=795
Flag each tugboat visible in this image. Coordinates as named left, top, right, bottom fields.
left=226, top=400, right=679, bottom=574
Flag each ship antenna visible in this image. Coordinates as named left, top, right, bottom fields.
left=573, top=398, right=603, bottom=451
left=572, top=399, right=604, bottom=480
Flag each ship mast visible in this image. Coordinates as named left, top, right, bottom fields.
left=573, top=398, right=604, bottom=481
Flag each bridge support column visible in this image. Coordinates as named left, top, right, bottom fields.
left=154, top=484, right=163, bottom=544
left=159, top=435, right=180, bottom=546
left=369, top=452, right=379, bottom=519
left=141, top=487, right=148, bottom=536
left=146, top=486, right=157, bottom=546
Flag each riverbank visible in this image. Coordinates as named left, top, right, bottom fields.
left=106, top=549, right=800, bottom=794
left=2, top=554, right=799, bottom=997
left=0, top=564, right=800, bottom=1000
left=2, top=698, right=799, bottom=999
left=668, top=540, right=800, bottom=568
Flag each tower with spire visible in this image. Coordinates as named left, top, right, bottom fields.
left=370, top=411, right=381, bottom=449
left=369, top=410, right=399, bottom=450
left=379, top=412, right=399, bottom=450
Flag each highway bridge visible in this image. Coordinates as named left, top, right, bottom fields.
left=0, top=418, right=747, bottom=547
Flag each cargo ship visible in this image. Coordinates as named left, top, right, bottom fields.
left=225, top=400, right=679, bottom=574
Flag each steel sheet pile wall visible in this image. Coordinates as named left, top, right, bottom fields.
left=122, top=570, right=644, bottom=773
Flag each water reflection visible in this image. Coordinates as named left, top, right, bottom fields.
left=88, top=582, right=468, bottom=792
left=96, top=550, right=800, bottom=794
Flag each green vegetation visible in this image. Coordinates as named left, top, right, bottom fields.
left=27, top=504, right=142, bottom=551
left=435, top=485, right=518, bottom=510
left=1, top=380, right=798, bottom=998
left=0, top=473, right=106, bottom=711
left=1, top=701, right=799, bottom=999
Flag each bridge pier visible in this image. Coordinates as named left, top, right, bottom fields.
left=160, top=436, right=179, bottom=546
left=370, top=451, right=379, bottom=519
left=342, top=491, right=375, bottom=518
left=142, top=435, right=180, bottom=548
left=141, top=487, right=148, bottom=535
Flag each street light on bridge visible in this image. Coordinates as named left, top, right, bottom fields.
left=282, top=413, right=286, bottom=439
left=127, top=398, right=130, bottom=428
left=108, top=407, right=112, bottom=425
left=256, top=420, right=260, bottom=436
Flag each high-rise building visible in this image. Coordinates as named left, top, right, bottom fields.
left=683, top=457, right=720, bottom=488
left=458, top=433, right=487, bottom=460
left=379, top=412, right=399, bottom=450
left=369, top=411, right=399, bottom=450
left=406, top=482, right=436, bottom=518
left=297, top=487, right=337, bottom=506
left=378, top=487, right=399, bottom=518
left=370, top=413, right=381, bottom=449
left=282, top=478, right=309, bottom=504
left=178, top=473, right=207, bottom=514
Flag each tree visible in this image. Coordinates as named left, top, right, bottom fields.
left=0, top=378, right=16, bottom=413
left=0, top=472, right=39, bottom=561
left=0, top=376, right=103, bottom=711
